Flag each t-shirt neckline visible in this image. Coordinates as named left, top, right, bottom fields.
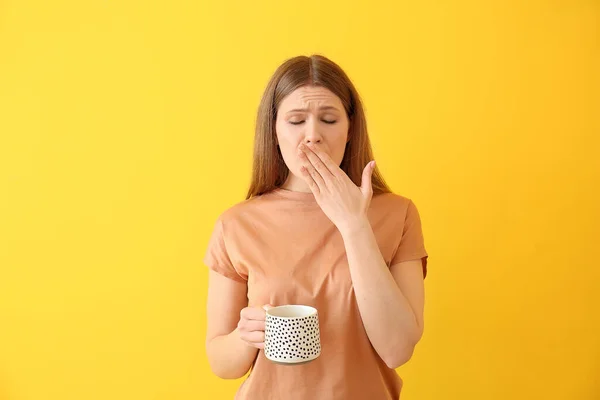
left=271, top=187, right=318, bottom=204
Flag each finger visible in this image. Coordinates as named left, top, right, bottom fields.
left=241, top=306, right=266, bottom=321
left=238, top=319, right=266, bottom=333
left=240, top=330, right=265, bottom=345
left=298, top=150, right=326, bottom=190
left=299, top=144, right=335, bottom=181
left=300, top=165, right=321, bottom=195
left=361, top=160, right=375, bottom=197
left=305, top=143, right=342, bottom=177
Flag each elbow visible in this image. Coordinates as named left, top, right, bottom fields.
left=382, top=331, right=422, bottom=369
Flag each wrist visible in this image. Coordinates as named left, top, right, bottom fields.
left=338, top=216, right=371, bottom=238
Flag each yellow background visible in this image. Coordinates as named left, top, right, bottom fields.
left=1, top=0, right=598, bottom=399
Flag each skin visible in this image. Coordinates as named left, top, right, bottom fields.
left=206, top=85, right=425, bottom=379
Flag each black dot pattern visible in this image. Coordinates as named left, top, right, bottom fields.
left=265, top=314, right=321, bottom=363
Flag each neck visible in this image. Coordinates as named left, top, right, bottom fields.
left=281, top=175, right=312, bottom=193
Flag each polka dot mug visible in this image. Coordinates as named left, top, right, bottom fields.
left=264, top=305, right=321, bottom=365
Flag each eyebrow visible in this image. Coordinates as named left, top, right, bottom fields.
left=286, top=106, right=340, bottom=113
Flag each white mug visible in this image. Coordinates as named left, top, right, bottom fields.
left=264, top=305, right=321, bottom=365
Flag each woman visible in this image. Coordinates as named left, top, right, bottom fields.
left=204, top=54, right=428, bottom=399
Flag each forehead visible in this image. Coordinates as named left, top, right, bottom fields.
left=279, top=86, right=343, bottom=110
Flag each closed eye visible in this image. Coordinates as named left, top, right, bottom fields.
left=289, top=120, right=338, bottom=125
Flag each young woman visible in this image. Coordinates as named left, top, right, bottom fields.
left=204, top=54, right=428, bottom=399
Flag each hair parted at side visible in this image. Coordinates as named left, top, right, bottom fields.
left=245, top=54, right=391, bottom=199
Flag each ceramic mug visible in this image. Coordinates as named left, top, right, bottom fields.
left=264, top=305, right=321, bottom=365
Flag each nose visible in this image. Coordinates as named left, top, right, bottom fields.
left=303, top=119, right=323, bottom=145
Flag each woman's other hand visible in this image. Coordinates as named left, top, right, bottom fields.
left=237, top=304, right=273, bottom=349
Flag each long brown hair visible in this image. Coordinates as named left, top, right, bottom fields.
left=246, top=54, right=391, bottom=199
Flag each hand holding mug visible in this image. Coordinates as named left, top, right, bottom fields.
left=237, top=304, right=272, bottom=349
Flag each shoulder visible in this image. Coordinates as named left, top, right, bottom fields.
left=369, top=192, right=424, bottom=228
left=371, top=191, right=416, bottom=214
left=213, top=192, right=273, bottom=225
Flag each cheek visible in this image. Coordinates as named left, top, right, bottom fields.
left=275, top=126, right=301, bottom=166
left=332, top=126, right=349, bottom=160
left=279, top=141, right=298, bottom=162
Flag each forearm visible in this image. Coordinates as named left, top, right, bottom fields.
left=206, top=328, right=258, bottom=379
left=341, top=219, right=422, bottom=369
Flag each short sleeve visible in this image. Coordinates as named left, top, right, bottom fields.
left=203, top=216, right=247, bottom=283
left=390, top=200, right=429, bottom=278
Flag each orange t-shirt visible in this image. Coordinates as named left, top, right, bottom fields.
left=204, top=188, right=428, bottom=400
